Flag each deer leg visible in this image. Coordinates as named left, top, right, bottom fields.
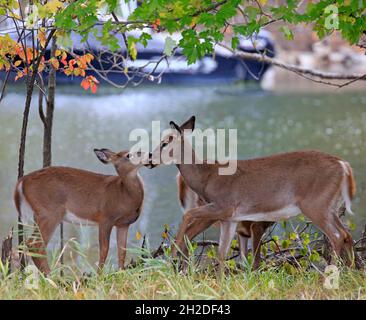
left=301, top=204, right=352, bottom=265
left=238, top=234, right=249, bottom=260
left=179, top=219, right=216, bottom=256
left=98, top=223, right=113, bottom=271
left=218, top=221, right=238, bottom=270
left=27, top=213, right=60, bottom=275
left=116, top=225, right=129, bottom=270
left=251, top=223, right=267, bottom=270
left=333, top=215, right=354, bottom=266
left=173, top=204, right=233, bottom=256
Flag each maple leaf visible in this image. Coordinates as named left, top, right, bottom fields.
left=74, top=68, right=81, bottom=76
left=50, top=58, right=59, bottom=69
left=89, top=76, right=99, bottom=84
left=80, top=78, right=90, bottom=90
left=90, top=83, right=97, bottom=94
left=45, top=0, right=64, bottom=14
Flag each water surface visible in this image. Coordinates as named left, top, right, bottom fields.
left=1, top=84, right=365, bottom=266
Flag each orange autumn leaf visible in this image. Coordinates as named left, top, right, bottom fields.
left=38, top=29, right=47, bottom=48
left=90, top=83, right=97, bottom=94
left=15, top=71, right=24, bottom=81
left=15, top=46, right=22, bottom=56
left=74, top=68, right=81, bottom=76
left=81, top=78, right=90, bottom=90
left=50, top=58, right=59, bottom=69
left=61, top=51, right=67, bottom=65
left=135, top=231, right=142, bottom=241
left=152, top=18, right=161, bottom=31
left=38, top=62, right=45, bottom=72
left=80, top=75, right=99, bottom=94
left=89, top=75, right=99, bottom=84
left=85, top=53, right=94, bottom=63
left=64, top=68, right=72, bottom=76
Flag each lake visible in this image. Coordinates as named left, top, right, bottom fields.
left=1, top=83, right=365, bottom=267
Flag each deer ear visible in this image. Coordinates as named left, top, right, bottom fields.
left=170, top=121, right=182, bottom=134
left=94, top=148, right=114, bottom=164
left=180, top=115, right=195, bottom=133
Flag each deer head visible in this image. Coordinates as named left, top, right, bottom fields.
left=94, top=148, right=144, bottom=174
left=145, top=115, right=196, bottom=168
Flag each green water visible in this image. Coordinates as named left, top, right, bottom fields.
left=1, top=84, right=365, bottom=266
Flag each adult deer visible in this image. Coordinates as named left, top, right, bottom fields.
left=14, top=149, right=144, bottom=274
left=146, top=116, right=356, bottom=268
left=177, top=173, right=273, bottom=269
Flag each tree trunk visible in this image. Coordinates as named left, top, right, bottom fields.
left=43, top=38, right=56, bottom=168
left=18, top=72, right=38, bottom=270
left=42, top=37, right=64, bottom=267
left=17, top=28, right=56, bottom=271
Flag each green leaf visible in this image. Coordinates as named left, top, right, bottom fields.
left=127, top=36, right=138, bottom=60
left=281, top=239, right=290, bottom=249
left=105, top=0, right=118, bottom=13
left=245, top=6, right=260, bottom=20
left=289, top=232, right=298, bottom=241
left=347, top=219, right=356, bottom=231
left=309, top=250, right=320, bottom=262
left=56, top=32, right=73, bottom=49
left=164, top=36, right=176, bottom=56
left=139, top=33, right=152, bottom=48
left=280, top=25, right=294, bottom=40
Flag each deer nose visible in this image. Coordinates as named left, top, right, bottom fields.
left=149, top=152, right=152, bottom=158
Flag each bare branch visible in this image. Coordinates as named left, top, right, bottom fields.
left=219, top=43, right=366, bottom=85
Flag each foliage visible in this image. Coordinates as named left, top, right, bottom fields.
left=1, top=1, right=366, bottom=91
left=0, top=35, right=96, bottom=92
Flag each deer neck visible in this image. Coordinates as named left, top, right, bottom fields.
left=115, top=167, right=144, bottom=202
left=176, top=139, right=212, bottom=196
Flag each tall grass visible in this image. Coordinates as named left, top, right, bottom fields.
left=0, top=242, right=365, bottom=300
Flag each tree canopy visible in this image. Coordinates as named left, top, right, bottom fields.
left=1, top=0, right=366, bottom=93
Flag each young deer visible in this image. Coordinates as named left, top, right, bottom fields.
left=146, top=116, right=356, bottom=268
left=14, top=149, right=144, bottom=274
left=177, top=173, right=272, bottom=269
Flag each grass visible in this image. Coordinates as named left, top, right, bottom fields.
left=1, top=248, right=366, bottom=300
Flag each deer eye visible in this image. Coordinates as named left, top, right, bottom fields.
left=161, top=142, right=168, bottom=148
left=126, top=153, right=131, bottom=159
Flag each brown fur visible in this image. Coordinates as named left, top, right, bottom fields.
left=148, top=116, right=356, bottom=267
left=345, top=162, right=357, bottom=199
left=14, top=149, right=144, bottom=274
left=177, top=173, right=273, bottom=269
